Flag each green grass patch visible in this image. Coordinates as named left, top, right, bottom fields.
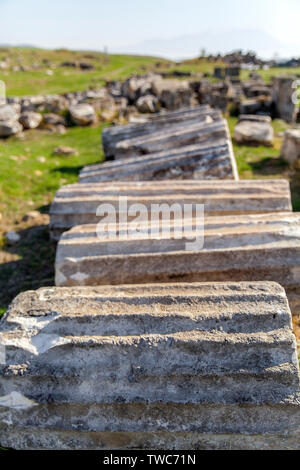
left=0, top=125, right=105, bottom=223
left=0, top=307, right=6, bottom=317
left=240, top=66, right=300, bottom=83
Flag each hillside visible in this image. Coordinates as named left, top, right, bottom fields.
left=0, top=47, right=171, bottom=96
left=2, top=47, right=300, bottom=97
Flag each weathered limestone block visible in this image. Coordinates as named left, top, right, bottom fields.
left=1, top=282, right=300, bottom=450
left=102, top=105, right=220, bottom=159
left=121, top=74, right=157, bottom=102
left=55, top=213, right=300, bottom=304
left=113, top=119, right=230, bottom=159
left=80, top=139, right=238, bottom=183
left=0, top=104, right=20, bottom=122
left=49, top=179, right=292, bottom=240
left=272, top=77, right=298, bottom=123
left=234, top=118, right=274, bottom=146
left=281, top=129, right=300, bottom=165
left=151, top=78, right=195, bottom=110
left=0, top=104, right=23, bottom=137
left=19, top=111, right=42, bottom=129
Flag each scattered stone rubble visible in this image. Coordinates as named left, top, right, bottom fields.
left=101, top=105, right=218, bottom=158
left=69, top=103, right=97, bottom=126
left=113, top=119, right=230, bottom=160
left=0, top=70, right=298, bottom=139
left=19, top=111, right=42, bottom=130
left=1, top=283, right=300, bottom=450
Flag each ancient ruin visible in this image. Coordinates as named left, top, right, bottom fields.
left=1, top=282, right=300, bottom=450
left=50, top=179, right=292, bottom=240
left=111, top=119, right=230, bottom=160
left=80, top=139, right=237, bottom=183
left=102, top=105, right=219, bottom=158
left=234, top=114, right=274, bottom=146
left=281, top=129, right=300, bottom=165
left=54, top=212, right=300, bottom=316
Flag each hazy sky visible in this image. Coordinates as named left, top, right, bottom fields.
left=0, top=0, right=299, bottom=57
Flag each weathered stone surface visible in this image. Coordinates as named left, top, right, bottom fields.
left=281, top=129, right=300, bottom=165
left=43, top=95, right=69, bottom=114
left=69, top=103, right=97, bottom=126
left=102, top=105, right=220, bottom=159
left=0, top=121, right=23, bottom=137
left=136, top=94, right=160, bottom=113
left=239, top=98, right=272, bottom=116
left=54, top=212, right=300, bottom=295
left=272, top=77, right=298, bottom=123
left=80, top=139, right=238, bottom=183
left=0, top=104, right=20, bottom=122
left=121, top=75, right=155, bottom=102
left=234, top=119, right=274, bottom=146
left=113, top=118, right=230, bottom=160
left=1, top=282, right=300, bottom=450
left=238, top=114, right=271, bottom=124
left=42, top=113, right=66, bottom=127
left=20, top=95, right=46, bottom=113
left=79, top=88, right=115, bottom=111
left=0, top=104, right=22, bottom=137
left=19, top=111, right=42, bottom=129
left=50, top=180, right=292, bottom=240
left=151, top=78, right=196, bottom=110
